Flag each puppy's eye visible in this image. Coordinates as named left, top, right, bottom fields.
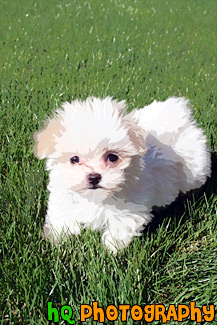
left=70, top=156, right=79, bottom=164
left=106, top=153, right=119, bottom=163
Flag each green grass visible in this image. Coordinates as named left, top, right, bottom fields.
left=0, top=0, right=216, bottom=324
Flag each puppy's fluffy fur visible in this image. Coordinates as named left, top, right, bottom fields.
left=34, top=97, right=211, bottom=253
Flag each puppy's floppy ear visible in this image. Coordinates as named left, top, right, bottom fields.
left=123, top=112, right=147, bottom=155
left=34, top=112, right=65, bottom=159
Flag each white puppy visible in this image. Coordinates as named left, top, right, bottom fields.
left=34, top=97, right=211, bottom=253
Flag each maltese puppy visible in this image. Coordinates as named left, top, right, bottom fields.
left=34, top=97, right=210, bottom=253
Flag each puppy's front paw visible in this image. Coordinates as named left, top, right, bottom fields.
left=42, top=222, right=81, bottom=245
left=101, top=231, right=124, bottom=254
left=42, top=224, right=59, bottom=245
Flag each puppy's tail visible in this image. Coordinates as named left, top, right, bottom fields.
left=130, top=97, right=211, bottom=192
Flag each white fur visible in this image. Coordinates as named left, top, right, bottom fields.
left=34, top=97, right=211, bottom=253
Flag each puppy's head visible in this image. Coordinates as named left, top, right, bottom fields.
left=34, top=97, right=146, bottom=200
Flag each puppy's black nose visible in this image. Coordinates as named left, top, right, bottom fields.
left=88, top=173, right=102, bottom=186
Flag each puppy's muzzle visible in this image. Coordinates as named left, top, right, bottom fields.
left=88, top=173, right=102, bottom=189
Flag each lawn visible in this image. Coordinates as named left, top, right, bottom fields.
left=0, top=0, right=216, bottom=324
